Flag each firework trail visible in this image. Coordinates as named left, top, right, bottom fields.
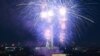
left=16, top=0, right=95, bottom=47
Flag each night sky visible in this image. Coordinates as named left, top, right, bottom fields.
left=0, top=0, right=100, bottom=47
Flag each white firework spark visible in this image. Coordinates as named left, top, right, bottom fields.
left=17, top=0, right=95, bottom=47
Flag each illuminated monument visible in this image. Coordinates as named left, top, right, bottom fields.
left=40, top=8, right=54, bottom=49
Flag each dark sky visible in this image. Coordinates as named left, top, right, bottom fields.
left=0, top=0, right=100, bottom=47
left=75, top=0, right=100, bottom=47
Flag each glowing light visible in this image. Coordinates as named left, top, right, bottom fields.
left=40, top=10, right=54, bottom=19
left=48, top=10, right=54, bottom=17
left=44, top=28, right=52, bottom=40
left=59, top=19, right=66, bottom=30
left=59, top=32, right=65, bottom=43
left=60, top=22, right=66, bottom=30
left=60, top=38, right=64, bottom=43
left=61, top=17, right=67, bottom=21
left=40, top=11, right=48, bottom=19
left=59, top=7, right=67, bottom=16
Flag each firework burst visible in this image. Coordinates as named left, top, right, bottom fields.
left=17, top=0, right=94, bottom=48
